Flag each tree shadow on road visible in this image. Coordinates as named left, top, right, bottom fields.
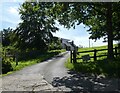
left=52, top=70, right=120, bottom=92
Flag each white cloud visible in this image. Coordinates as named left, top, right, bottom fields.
left=8, top=6, right=19, bottom=15
left=73, top=37, right=88, bottom=46
left=13, top=0, right=24, bottom=2
left=73, top=36, right=108, bottom=47
left=72, top=36, right=90, bottom=47
left=3, top=6, right=21, bottom=24
left=1, top=4, right=22, bottom=30
left=53, top=23, right=109, bottom=47
left=53, top=30, right=108, bottom=47
left=73, top=36, right=117, bottom=48
left=3, top=17, right=21, bottom=24
left=2, top=0, right=24, bottom=3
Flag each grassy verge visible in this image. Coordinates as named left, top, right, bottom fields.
left=2, top=49, right=65, bottom=76
left=65, top=58, right=120, bottom=78
left=65, top=45, right=120, bottom=78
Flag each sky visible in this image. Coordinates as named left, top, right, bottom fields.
left=1, top=0, right=117, bottom=47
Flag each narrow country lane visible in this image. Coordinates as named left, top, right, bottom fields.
left=2, top=52, right=70, bottom=91
left=2, top=51, right=120, bottom=92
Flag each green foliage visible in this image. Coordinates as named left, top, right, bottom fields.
left=2, top=48, right=13, bottom=74
left=49, top=36, right=62, bottom=50
left=13, top=2, right=59, bottom=52
left=2, top=58, right=13, bottom=74
left=52, top=2, right=120, bottom=59
left=17, top=50, right=44, bottom=61
left=15, top=49, right=65, bottom=61
left=52, top=2, right=120, bottom=41
left=1, top=27, right=14, bottom=47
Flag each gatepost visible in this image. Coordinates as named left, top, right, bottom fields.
left=73, top=49, right=76, bottom=63
left=71, top=41, right=77, bottom=63
left=70, top=51, right=73, bottom=63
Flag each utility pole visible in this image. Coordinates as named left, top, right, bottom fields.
left=89, top=38, right=90, bottom=48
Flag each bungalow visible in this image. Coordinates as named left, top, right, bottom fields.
left=61, top=38, right=78, bottom=51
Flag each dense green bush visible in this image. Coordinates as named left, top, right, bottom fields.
left=17, top=50, right=45, bottom=61
left=2, top=58, right=13, bottom=74
left=2, top=47, right=13, bottom=74
left=17, top=50, right=63, bottom=61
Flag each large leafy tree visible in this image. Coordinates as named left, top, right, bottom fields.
left=14, top=2, right=59, bottom=52
left=51, top=2, right=120, bottom=59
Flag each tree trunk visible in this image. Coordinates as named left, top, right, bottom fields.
left=107, top=2, right=114, bottom=59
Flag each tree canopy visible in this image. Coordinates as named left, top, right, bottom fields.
left=50, top=2, right=120, bottom=41
left=50, top=2, right=120, bottom=59
left=2, top=2, right=120, bottom=58
left=14, top=2, right=59, bottom=52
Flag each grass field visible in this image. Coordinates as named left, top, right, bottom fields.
left=76, top=45, right=118, bottom=62
left=65, top=45, right=120, bottom=78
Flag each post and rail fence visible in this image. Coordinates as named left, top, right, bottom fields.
left=70, top=47, right=120, bottom=63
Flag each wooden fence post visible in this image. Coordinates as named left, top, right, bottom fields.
left=75, top=50, right=76, bottom=63
left=94, top=49, right=97, bottom=61
left=15, top=52, right=18, bottom=66
left=73, top=50, right=76, bottom=63
left=115, top=47, right=117, bottom=58
left=70, top=51, right=72, bottom=63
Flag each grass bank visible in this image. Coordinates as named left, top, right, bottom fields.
left=65, top=45, right=120, bottom=78
left=2, top=49, right=65, bottom=76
